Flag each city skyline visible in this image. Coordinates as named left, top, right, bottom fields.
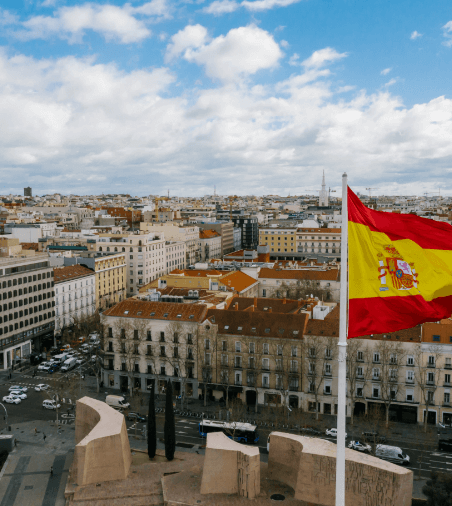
left=1, top=1, right=452, bottom=196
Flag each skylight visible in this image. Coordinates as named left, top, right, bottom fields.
left=265, top=328, right=270, bottom=333
left=224, top=325, right=229, bottom=330
left=189, top=315, right=194, bottom=319
left=237, top=327, right=242, bottom=331
left=124, top=311, right=129, bottom=315
left=177, top=314, right=182, bottom=318
left=163, top=313, right=169, bottom=317
left=137, top=311, right=142, bottom=315
left=150, top=312, right=155, bottom=316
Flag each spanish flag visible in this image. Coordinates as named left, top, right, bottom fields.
left=348, top=188, right=452, bottom=338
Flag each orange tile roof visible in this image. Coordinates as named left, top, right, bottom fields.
left=103, top=299, right=208, bottom=322
left=199, top=229, right=221, bottom=239
left=54, top=265, right=94, bottom=283
left=207, top=308, right=309, bottom=339
left=169, top=269, right=224, bottom=277
left=258, top=267, right=339, bottom=281
left=226, top=296, right=314, bottom=314
left=219, top=271, right=258, bottom=292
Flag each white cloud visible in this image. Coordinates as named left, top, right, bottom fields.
left=173, top=25, right=283, bottom=81
left=288, top=53, right=299, bottom=66
left=241, top=0, right=302, bottom=11
left=0, top=8, right=18, bottom=26
left=2, top=49, right=452, bottom=196
left=410, top=30, right=422, bottom=40
left=280, top=39, right=289, bottom=48
left=442, top=22, right=452, bottom=47
left=380, top=67, right=391, bottom=76
left=14, top=2, right=170, bottom=44
left=202, top=0, right=239, bottom=15
left=301, top=47, right=347, bottom=68
left=165, top=24, right=209, bottom=62
left=384, top=78, right=398, bottom=87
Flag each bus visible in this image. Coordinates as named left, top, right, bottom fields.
left=198, top=420, right=259, bottom=444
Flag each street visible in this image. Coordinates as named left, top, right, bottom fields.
left=0, top=368, right=451, bottom=479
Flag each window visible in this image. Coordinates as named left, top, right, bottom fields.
left=390, top=354, right=397, bottom=365
left=325, top=363, right=332, bottom=376
left=187, top=333, right=193, bottom=344
left=407, top=356, right=414, bottom=366
left=263, top=343, right=269, bottom=354
left=433, top=335, right=440, bottom=342
left=134, top=329, right=139, bottom=339
left=445, top=392, right=451, bottom=404
left=249, top=342, right=255, bottom=354
left=427, top=372, right=435, bottom=384
left=372, top=368, right=380, bottom=380
left=262, top=374, right=269, bottom=388
left=221, top=354, right=228, bottom=366
left=160, top=346, right=166, bottom=356
left=407, top=371, right=414, bottom=383
left=147, top=330, right=152, bottom=341
left=356, top=366, right=363, bottom=377
left=235, top=342, right=241, bottom=352
left=428, top=356, right=435, bottom=367
left=262, top=358, right=269, bottom=370
left=325, top=348, right=332, bottom=359
left=357, top=350, right=364, bottom=362
left=446, top=358, right=452, bottom=369
left=324, top=383, right=332, bottom=395
left=406, top=389, right=414, bottom=402
left=205, top=339, right=210, bottom=350
left=277, top=345, right=283, bottom=356
left=222, top=341, right=227, bottom=351
left=291, top=346, right=297, bottom=357
left=235, top=356, right=242, bottom=368
left=205, top=353, right=211, bottom=365
left=372, top=387, right=380, bottom=399
left=427, top=391, right=434, bottom=403
left=446, top=374, right=451, bottom=384
left=373, top=352, right=380, bottom=363
left=160, top=332, right=165, bottom=342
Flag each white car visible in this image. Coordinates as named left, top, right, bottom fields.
left=326, top=428, right=347, bottom=438
left=8, top=385, right=28, bottom=393
left=38, top=362, right=50, bottom=371
left=43, top=400, right=61, bottom=410
left=35, top=384, right=50, bottom=392
left=9, top=390, right=27, bottom=399
left=348, top=441, right=371, bottom=453
left=3, top=395, right=21, bottom=404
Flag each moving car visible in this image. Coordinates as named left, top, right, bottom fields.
left=3, top=395, right=21, bottom=404
left=375, top=445, right=410, bottom=465
left=126, top=412, right=147, bottom=422
left=43, top=399, right=61, bottom=410
left=35, top=384, right=50, bottom=392
left=106, top=395, right=130, bottom=409
left=348, top=441, right=371, bottom=453
left=9, top=390, right=27, bottom=399
left=326, top=428, right=347, bottom=438
left=38, top=362, right=51, bottom=371
left=8, top=385, right=28, bottom=393
left=61, top=357, right=77, bottom=372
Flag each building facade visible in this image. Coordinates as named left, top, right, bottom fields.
left=165, top=241, right=186, bottom=273
left=0, top=253, right=55, bottom=369
left=54, top=265, right=96, bottom=336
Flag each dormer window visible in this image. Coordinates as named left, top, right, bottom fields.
left=124, top=311, right=129, bottom=315
left=150, top=312, right=155, bottom=316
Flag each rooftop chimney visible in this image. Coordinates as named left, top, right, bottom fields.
left=269, top=307, right=272, bottom=313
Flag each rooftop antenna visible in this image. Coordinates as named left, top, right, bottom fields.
left=366, top=188, right=377, bottom=198
left=167, top=189, right=169, bottom=199
left=214, top=185, right=216, bottom=197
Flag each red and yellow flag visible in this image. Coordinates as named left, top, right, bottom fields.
left=348, top=187, right=452, bottom=338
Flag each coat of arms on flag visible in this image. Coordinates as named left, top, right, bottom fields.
left=377, top=245, right=418, bottom=291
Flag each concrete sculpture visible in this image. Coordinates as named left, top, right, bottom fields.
left=268, top=432, right=413, bottom=506
left=200, top=432, right=260, bottom=499
left=72, top=396, right=132, bottom=486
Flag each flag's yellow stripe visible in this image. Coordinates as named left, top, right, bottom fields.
left=349, top=222, right=452, bottom=301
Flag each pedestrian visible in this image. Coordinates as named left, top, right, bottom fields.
left=50, top=466, right=53, bottom=477
left=34, top=427, right=37, bottom=435
left=43, top=433, right=46, bottom=442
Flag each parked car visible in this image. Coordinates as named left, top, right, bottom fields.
left=8, top=385, right=28, bottom=393
left=43, top=399, right=61, bottom=410
left=9, top=390, right=27, bottom=399
left=348, top=441, right=371, bottom=453
left=38, top=362, right=50, bottom=371
left=3, top=395, right=21, bottom=404
left=126, top=412, right=147, bottom=422
left=362, top=432, right=386, bottom=444
left=326, top=428, right=347, bottom=438
left=300, top=427, right=322, bottom=436
left=35, top=384, right=50, bottom=392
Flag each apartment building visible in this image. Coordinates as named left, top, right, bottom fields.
left=296, top=228, right=341, bottom=258
left=0, top=253, right=55, bottom=369
left=95, top=233, right=166, bottom=297
left=101, top=299, right=209, bottom=397
left=165, top=241, right=186, bottom=273
left=258, top=267, right=340, bottom=302
left=198, top=230, right=222, bottom=262
left=196, top=221, right=234, bottom=256
left=140, top=222, right=201, bottom=266
left=64, top=252, right=127, bottom=309
left=54, top=265, right=96, bottom=336
left=259, top=226, right=297, bottom=254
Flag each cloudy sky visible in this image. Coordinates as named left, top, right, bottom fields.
left=1, top=0, right=452, bottom=197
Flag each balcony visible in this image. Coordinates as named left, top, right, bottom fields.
left=234, top=364, right=242, bottom=370
left=426, top=381, right=435, bottom=386
left=445, top=364, right=452, bottom=370
left=262, top=366, right=270, bottom=371
left=261, top=384, right=270, bottom=389
left=372, top=376, right=380, bottom=382
left=356, top=374, right=364, bottom=379
left=323, top=391, right=332, bottom=396
left=444, top=382, right=451, bottom=387
left=427, top=364, right=436, bottom=368
left=324, top=371, right=332, bottom=377
left=443, top=402, right=451, bottom=407
left=235, top=381, right=242, bottom=386
left=406, top=379, right=414, bottom=384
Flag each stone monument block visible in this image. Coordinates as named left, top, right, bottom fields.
left=268, top=432, right=412, bottom=506
left=200, top=432, right=260, bottom=499
left=72, top=396, right=132, bottom=486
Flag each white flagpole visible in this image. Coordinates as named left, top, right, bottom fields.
left=336, top=172, right=348, bottom=506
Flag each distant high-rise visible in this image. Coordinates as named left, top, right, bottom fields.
left=319, top=171, right=328, bottom=207
left=24, top=187, right=32, bottom=197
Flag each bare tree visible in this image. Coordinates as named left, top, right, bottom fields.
left=414, top=344, right=442, bottom=431
left=346, top=339, right=371, bottom=426
left=242, top=335, right=265, bottom=414
left=268, top=280, right=332, bottom=301
left=163, top=321, right=189, bottom=410
left=373, top=339, right=406, bottom=428
left=302, top=336, right=338, bottom=420
left=197, top=325, right=219, bottom=407
left=217, top=336, right=233, bottom=409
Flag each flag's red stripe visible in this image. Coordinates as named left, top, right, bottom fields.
left=348, top=187, right=452, bottom=251
left=348, top=294, right=452, bottom=338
